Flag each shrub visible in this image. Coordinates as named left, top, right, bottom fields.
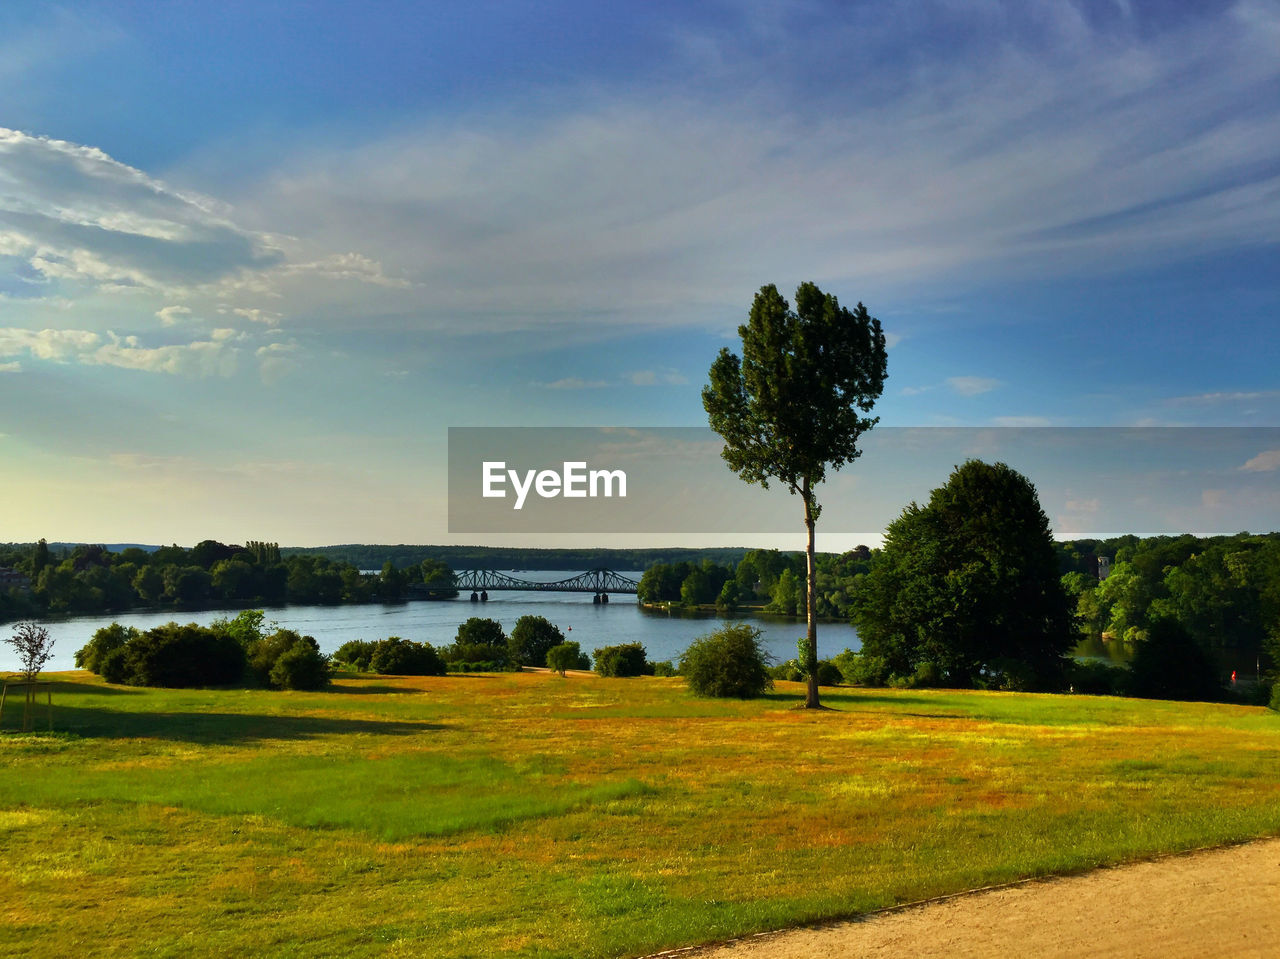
left=679, top=624, right=773, bottom=699
left=1269, top=682, right=1280, bottom=712
left=98, top=645, right=131, bottom=685
left=269, top=640, right=332, bottom=691
left=75, top=623, right=139, bottom=674
left=247, top=629, right=309, bottom=684
left=106, top=622, right=245, bottom=688
left=593, top=642, right=648, bottom=678
left=333, top=639, right=378, bottom=672
left=814, top=660, right=843, bottom=687
left=370, top=637, right=447, bottom=676
left=833, top=649, right=889, bottom=687
left=547, top=641, right=583, bottom=677
left=444, top=618, right=510, bottom=668
left=649, top=660, right=677, bottom=677
left=769, top=657, right=841, bottom=685
left=508, top=615, right=565, bottom=668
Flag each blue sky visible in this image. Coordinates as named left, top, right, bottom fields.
left=0, top=0, right=1277, bottom=547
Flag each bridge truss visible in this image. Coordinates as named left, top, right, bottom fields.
left=416, top=567, right=640, bottom=596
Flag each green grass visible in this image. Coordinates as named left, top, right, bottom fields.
left=3, top=671, right=1280, bottom=958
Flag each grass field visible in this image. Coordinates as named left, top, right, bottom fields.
left=2, top=670, right=1279, bottom=958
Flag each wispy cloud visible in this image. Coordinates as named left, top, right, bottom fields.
left=533, top=377, right=609, bottom=390
left=627, top=368, right=688, bottom=386
left=948, top=376, right=1001, bottom=396
left=1241, top=450, right=1280, bottom=473
left=0, top=128, right=283, bottom=295
left=156, top=305, right=192, bottom=326
left=0, top=326, right=272, bottom=378
left=1170, top=390, right=1280, bottom=406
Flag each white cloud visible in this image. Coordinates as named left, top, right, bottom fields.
left=0, top=326, right=239, bottom=377
left=1241, top=450, right=1280, bottom=473
left=156, top=305, right=192, bottom=326
left=948, top=376, right=1001, bottom=396
left=0, top=361, right=21, bottom=373
left=231, top=307, right=283, bottom=326
left=208, top=0, right=1280, bottom=337
left=255, top=340, right=303, bottom=385
left=0, top=128, right=284, bottom=295
left=534, top=377, right=609, bottom=390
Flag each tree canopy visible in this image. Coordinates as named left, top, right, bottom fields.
left=853, top=460, right=1074, bottom=689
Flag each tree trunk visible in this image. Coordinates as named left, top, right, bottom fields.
left=803, top=478, right=820, bottom=709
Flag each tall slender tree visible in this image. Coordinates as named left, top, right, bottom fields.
left=703, top=282, right=887, bottom=708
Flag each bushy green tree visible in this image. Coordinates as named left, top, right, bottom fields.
left=267, top=636, right=332, bottom=691
left=703, top=282, right=887, bottom=708
left=546, top=641, right=584, bottom=677
left=334, top=639, right=378, bottom=671
left=446, top=618, right=509, bottom=667
left=592, top=642, right=648, bottom=677
left=679, top=623, right=774, bottom=699
left=75, top=622, right=140, bottom=673
left=102, top=622, right=245, bottom=688
left=507, top=615, right=565, bottom=667
left=370, top=637, right=447, bottom=676
left=853, top=460, right=1074, bottom=689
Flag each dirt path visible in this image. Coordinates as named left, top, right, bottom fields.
left=662, top=838, right=1280, bottom=959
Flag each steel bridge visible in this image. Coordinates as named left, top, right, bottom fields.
left=412, top=567, right=640, bottom=596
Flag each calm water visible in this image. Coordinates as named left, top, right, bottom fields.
left=8, top=571, right=860, bottom=673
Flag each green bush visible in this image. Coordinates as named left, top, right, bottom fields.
left=102, top=621, right=245, bottom=688
left=1269, top=682, right=1280, bottom=712
left=370, top=637, right=447, bottom=676
left=649, top=660, right=677, bottom=677
left=268, top=639, right=332, bottom=690
left=769, top=657, right=842, bottom=685
left=679, top=624, right=773, bottom=699
left=508, top=615, right=565, bottom=668
left=247, top=629, right=314, bottom=685
left=75, top=623, right=139, bottom=674
left=833, top=649, right=889, bottom=687
left=547, top=641, right=583, bottom=676
left=814, top=660, right=843, bottom=687
left=768, top=659, right=806, bottom=682
left=443, top=618, right=510, bottom=668
left=593, top=642, right=649, bottom=677
left=333, top=639, right=378, bottom=672
left=98, top=645, right=131, bottom=685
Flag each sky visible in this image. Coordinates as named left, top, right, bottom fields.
left=0, top=0, right=1277, bottom=549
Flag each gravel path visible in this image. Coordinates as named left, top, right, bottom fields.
left=662, top=838, right=1280, bottom=959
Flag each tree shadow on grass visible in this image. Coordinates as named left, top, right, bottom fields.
left=760, top=689, right=967, bottom=714
left=326, top=683, right=427, bottom=696
left=39, top=680, right=143, bottom=696
left=41, top=704, right=441, bottom=745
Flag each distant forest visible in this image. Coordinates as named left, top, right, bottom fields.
left=279, top=544, right=755, bottom=571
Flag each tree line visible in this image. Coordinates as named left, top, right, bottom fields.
left=0, top=539, right=456, bottom=620
left=636, top=547, right=872, bottom=619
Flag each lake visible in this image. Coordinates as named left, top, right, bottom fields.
left=7, top=571, right=860, bottom=673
